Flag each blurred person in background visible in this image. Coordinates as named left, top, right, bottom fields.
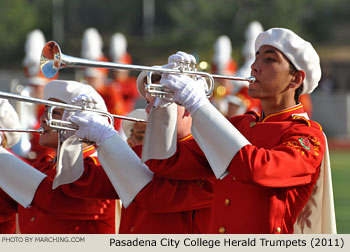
left=0, top=98, right=21, bottom=233
left=0, top=81, right=117, bottom=234
left=80, top=28, right=125, bottom=130
left=11, top=29, right=56, bottom=161
left=225, top=21, right=263, bottom=118
left=210, top=35, right=237, bottom=115
left=108, top=33, right=139, bottom=115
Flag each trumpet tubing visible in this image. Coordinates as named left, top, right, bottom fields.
left=40, top=41, right=255, bottom=99
left=0, top=91, right=146, bottom=132
left=0, top=128, right=44, bottom=134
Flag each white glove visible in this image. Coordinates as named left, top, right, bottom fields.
left=168, top=51, right=197, bottom=69
left=71, top=94, right=98, bottom=108
left=61, top=94, right=99, bottom=141
left=160, top=74, right=209, bottom=114
left=69, top=111, right=117, bottom=146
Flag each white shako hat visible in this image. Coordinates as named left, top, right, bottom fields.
left=110, top=33, right=128, bottom=63
left=212, top=35, right=233, bottom=74
left=81, top=27, right=104, bottom=60
left=242, top=21, right=264, bottom=60
left=255, top=27, right=321, bottom=95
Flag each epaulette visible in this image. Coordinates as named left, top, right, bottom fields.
left=291, top=115, right=323, bottom=131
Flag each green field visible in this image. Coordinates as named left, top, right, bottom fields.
left=330, top=150, right=350, bottom=234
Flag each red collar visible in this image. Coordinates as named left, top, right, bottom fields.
left=178, top=134, right=193, bottom=143
left=82, top=145, right=96, bottom=158
left=260, top=104, right=305, bottom=123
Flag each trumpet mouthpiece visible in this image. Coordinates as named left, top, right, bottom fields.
left=248, top=76, right=256, bottom=83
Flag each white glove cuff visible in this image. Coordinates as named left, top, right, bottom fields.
left=141, top=102, right=177, bottom=162
left=97, top=134, right=153, bottom=207
left=0, top=147, right=47, bottom=207
left=96, top=124, right=117, bottom=146
left=186, top=96, right=210, bottom=115
left=191, top=103, right=251, bottom=179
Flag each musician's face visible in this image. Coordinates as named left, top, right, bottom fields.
left=39, top=99, right=64, bottom=149
left=126, top=122, right=146, bottom=148
left=249, top=45, right=296, bottom=100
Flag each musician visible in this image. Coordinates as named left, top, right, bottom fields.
left=109, top=33, right=140, bottom=114
left=15, top=29, right=57, bottom=161
left=0, top=80, right=117, bottom=234
left=225, top=21, right=263, bottom=118
left=158, top=28, right=336, bottom=234
left=80, top=28, right=126, bottom=130
left=68, top=67, right=215, bottom=233
left=0, top=98, right=21, bottom=233
left=210, top=35, right=237, bottom=115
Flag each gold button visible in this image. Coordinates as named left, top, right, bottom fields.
left=30, top=216, right=36, bottom=222
left=232, top=176, right=237, bottom=181
left=250, top=121, right=256, bottom=128
left=219, top=227, right=226, bottom=234
left=276, top=227, right=281, bottom=233
left=130, top=226, right=135, bottom=232
left=224, top=199, right=230, bottom=206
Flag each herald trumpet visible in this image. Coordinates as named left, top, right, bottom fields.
left=0, top=91, right=146, bottom=132
left=40, top=41, right=255, bottom=99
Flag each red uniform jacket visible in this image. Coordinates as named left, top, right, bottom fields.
left=1, top=147, right=117, bottom=234
left=109, top=76, right=139, bottom=113
left=0, top=190, right=17, bottom=234
left=119, top=135, right=215, bottom=234
left=210, top=104, right=325, bottom=234
left=97, top=84, right=126, bottom=130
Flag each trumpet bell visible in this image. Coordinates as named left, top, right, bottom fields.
left=40, top=41, right=62, bottom=79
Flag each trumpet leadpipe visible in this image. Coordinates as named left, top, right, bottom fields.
left=211, top=74, right=256, bottom=82
left=0, top=128, right=44, bottom=134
